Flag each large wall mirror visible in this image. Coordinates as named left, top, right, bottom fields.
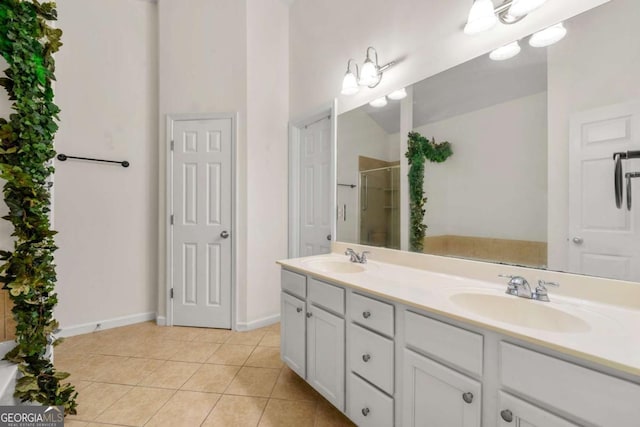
left=337, top=0, right=640, bottom=282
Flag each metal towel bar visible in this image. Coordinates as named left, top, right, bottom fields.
left=57, top=154, right=130, bottom=168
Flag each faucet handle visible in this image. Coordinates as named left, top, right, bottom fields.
left=537, top=280, right=559, bottom=291
left=534, top=280, right=559, bottom=302
left=360, top=251, right=371, bottom=263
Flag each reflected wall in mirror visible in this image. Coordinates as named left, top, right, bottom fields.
left=337, top=0, right=640, bottom=282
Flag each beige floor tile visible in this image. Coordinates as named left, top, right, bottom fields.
left=71, top=380, right=94, bottom=392
left=70, top=354, right=128, bottom=382
left=181, top=364, right=240, bottom=393
left=262, top=323, right=281, bottom=334
left=258, top=332, right=280, bottom=347
left=258, top=398, right=317, bottom=427
left=315, top=399, right=356, bottom=427
left=245, top=346, right=283, bottom=369
left=202, top=395, right=267, bottom=427
left=91, top=357, right=164, bottom=385
left=146, top=390, right=220, bottom=427
left=270, top=367, right=320, bottom=402
left=160, top=326, right=206, bottom=341
left=54, top=352, right=90, bottom=380
left=226, top=329, right=267, bottom=346
left=225, top=367, right=279, bottom=398
left=169, top=341, right=220, bottom=363
left=139, top=360, right=201, bottom=389
left=64, top=420, right=88, bottom=427
left=206, top=344, right=255, bottom=366
left=196, top=328, right=233, bottom=343
left=67, top=382, right=133, bottom=422
left=118, top=337, right=183, bottom=360
left=95, top=386, right=174, bottom=426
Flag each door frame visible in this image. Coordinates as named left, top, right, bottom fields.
left=288, top=101, right=337, bottom=258
left=165, top=113, right=237, bottom=328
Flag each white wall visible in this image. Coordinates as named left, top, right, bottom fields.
left=336, top=108, right=394, bottom=243
left=289, top=0, right=607, bottom=119
left=547, top=0, right=640, bottom=271
left=158, top=0, right=289, bottom=328
left=54, top=0, right=158, bottom=329
left=413, top=92, right=547, bottom=241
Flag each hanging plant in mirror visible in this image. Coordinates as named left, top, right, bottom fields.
left=406, top=132, right=453, bottom=252
left=0, top=0, right=77, bottom=413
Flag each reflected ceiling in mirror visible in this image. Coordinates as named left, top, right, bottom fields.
left=336, top=0, right=640, bottom=283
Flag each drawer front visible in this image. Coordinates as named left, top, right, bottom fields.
left=281, top=269, right=306, bottom=299
left=309, top=277, right=345, bottom=315
left=500, top=342, right=640, bottom=427
left=350, top=323, right=394, bottom=394
left=350, top=292, right=394, bottom=337
left=348, top=373, right=394, bottom=427
left=405, top=310, right=483, bottom=376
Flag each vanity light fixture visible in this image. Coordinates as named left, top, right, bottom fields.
left=464, top=0, right=548, bottom=35
left=529, top=22, right=567, bottom=47
left=387, top=88, right=407, bottom=100
left=341, top=59, right=360, bottom=95
left=489, top=41, right=521, bottom=61
left=341, top=47, right=397, bottom=95
left=369, top=96, right=388, bottom=108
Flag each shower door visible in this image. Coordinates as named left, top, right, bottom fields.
left=359, top=166, right=400, bottom=249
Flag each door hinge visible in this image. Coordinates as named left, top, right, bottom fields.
left=170, top=214, right=174, bottom=225
left=170, top=140, right=174, bottom=151
left=170, top=288, right=174, bottom=299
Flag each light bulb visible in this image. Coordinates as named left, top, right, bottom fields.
left=529, top=22, right=567, bottom=47
left=387, top=88, right=407, bottom=100
left=359, top=60, right=379, bottom=87
left=369, top=96, right=387, bottom=108
left=489, top=41, right=521, bottom=61
left=509, top=0, right=547, bottom=18
left=341, top=71, right=359, bottom=95
left=464, top=0, right=498, bottom=35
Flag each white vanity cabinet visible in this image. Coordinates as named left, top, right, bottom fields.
left=498, top=392, right=579, bottom=427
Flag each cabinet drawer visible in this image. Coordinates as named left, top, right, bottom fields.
left=405, top=310, right=483, bottom=376
left=281, top=269, right=306, bottom=299
left=348, top=373, right=394, bottom=427
left=349, top=323, right=394, bottom=394
left=309, top=277, right=345, bottom=315
left=500, top=342, right=640, bottom=427
left=350, top=293, right=394, bottom=337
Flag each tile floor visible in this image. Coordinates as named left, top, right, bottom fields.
left=56, top=322, right=355, bottom=427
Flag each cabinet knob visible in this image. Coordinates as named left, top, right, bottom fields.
left=362, top=311, right=371, bottom=319
left=296, top=307, right=302, bottom=313
left=500, top=409, right=513, bottom=423
left=361, top=407, right=370, bottom=416
left=362, top=353, right=371, bottom=362
left=462, top=392, right=473, bottom=404
left=306, top=312, right=312, bottom=318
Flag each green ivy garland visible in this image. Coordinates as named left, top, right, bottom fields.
left=0, top=0, right=77, bottom=413
left=406, top=131, right=453, bottom=253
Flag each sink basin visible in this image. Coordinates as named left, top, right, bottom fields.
left=305, top=260, right=366, bottom=274
left=449, top=292, right=590, bottom=333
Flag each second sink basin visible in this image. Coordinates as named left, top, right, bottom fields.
left=449, top=292, right=590, bottom=333
left=304, top=259, right=366, bottom=274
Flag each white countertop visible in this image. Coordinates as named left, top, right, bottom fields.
left=277, top=253, right=640, bottom=377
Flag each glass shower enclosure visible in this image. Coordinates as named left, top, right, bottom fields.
left=359, top=166, right=400, bottom=249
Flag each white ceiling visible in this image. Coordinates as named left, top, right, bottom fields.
left=365, top=44, right=548, bottom=134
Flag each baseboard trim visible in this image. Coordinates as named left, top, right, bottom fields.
left=58, top=312, right=157, bottom=338
left=156, top=315, right=167, bottom=326
left=236, top=313, right=280, bottom=331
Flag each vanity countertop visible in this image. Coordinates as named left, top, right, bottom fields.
left=277, top=252, right=640, bottom=377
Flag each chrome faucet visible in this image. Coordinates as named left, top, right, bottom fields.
left=345, top=248, right=370, bottom=264
left=499, top=275, right=560, bottom=302
left=500, top=275, right=532, bottom=299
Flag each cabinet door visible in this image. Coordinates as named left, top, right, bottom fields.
left=281, top=292, right=306, bottom=378
left=403, top=349, right=481, bottom=427
left=498, top=392, right=579, bottom=427
left=307, top=305, right=345, bottom=411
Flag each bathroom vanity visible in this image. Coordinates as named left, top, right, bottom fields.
left=278, top=247, right=640, bottom=427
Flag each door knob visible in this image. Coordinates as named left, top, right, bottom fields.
left=500, top=409, right=513, bottom=423
left=362, top=311, right=371, bottom=319
left=462, top=392, right=473, bottom=404
left=362, top=353, right=371, bottom=362
left=572, top=237, right=583, bottom=245
left=296, top=307, right=302, bottom=313
left=220, top=231, right=229, bottom=239
left=306, top=312, right=312, bottom=318
left=326, top=234, right=332, bottom=241
left=361, top=408, right=370, bottom=416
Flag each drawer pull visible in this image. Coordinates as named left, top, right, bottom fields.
left=306, top=312, right=312, bottom=318
left=362, top=311, right=371, bottom=319
left=500, top=409, right=513, bottom=423
left=296, top=307, right=302, bottom=313
left=362, top=407, right=370, bottom=416
left=362, top=353, right=371, bottom=362
left=462, top=392, right=473, bottom=404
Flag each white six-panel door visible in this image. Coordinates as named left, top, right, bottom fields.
left=170, top=117, right=233, bottom=328
left=569, top=101, right=640, bottom=281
